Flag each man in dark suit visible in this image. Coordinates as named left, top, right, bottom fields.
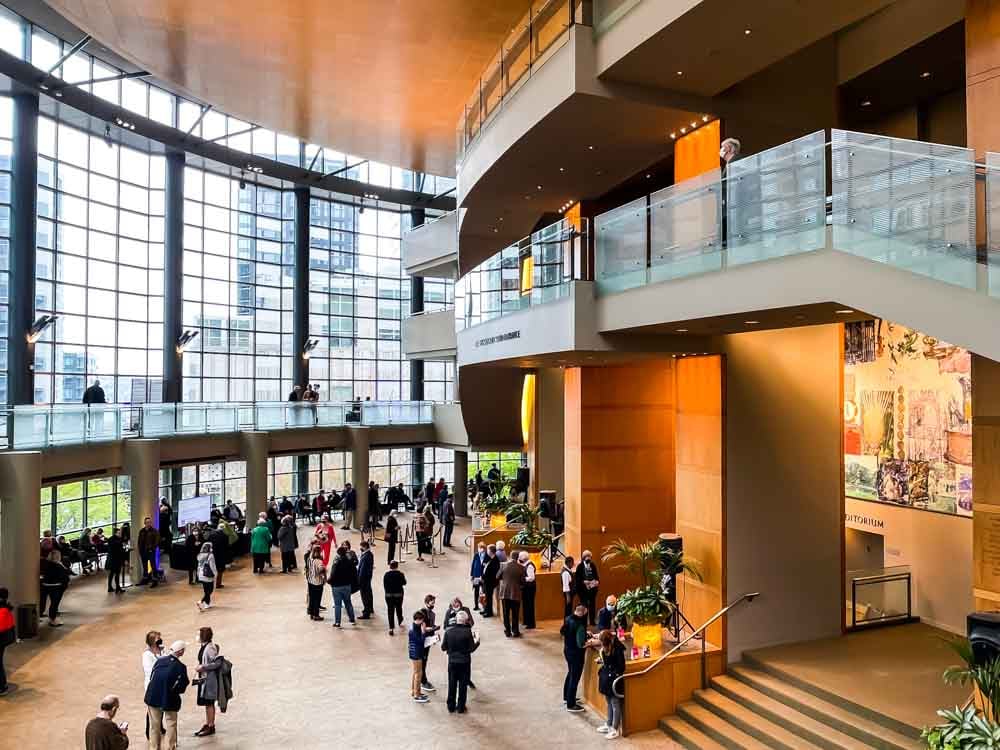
left=481, top=545, right=501, bottom=618
left=357, top=540, right=375, bottom=619
left=440, top=610, right=480, bottom=714
left=574, top=550, right=600, bottom=626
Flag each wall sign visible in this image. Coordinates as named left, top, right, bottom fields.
left=474, top=330, right=521, bottom=348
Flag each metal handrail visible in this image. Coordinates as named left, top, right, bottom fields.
left=611, top=592, right=759, bottom=699
left=463, top=518, right=520, bottom=547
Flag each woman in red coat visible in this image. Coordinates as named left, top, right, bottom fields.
left=314, top=514, right=337, bottom=567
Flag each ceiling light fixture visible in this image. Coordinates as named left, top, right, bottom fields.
left=670, top=132, right=676, bottom=139
left=835, top=309, right=854, bottom=314
left=690, top=121, right=697, bottom=128
left=861, top=100, right=871, bottom=107
left=559, top=167, right=565, bottom=172
left=676, top=328, right=688, bottom=332
left=676, top=70, right=683, bottom=76
left=702, top=115, right=709, bottom=122
left=920, top=71, right=931, bottom=79
left=744, top=320, right=760, bottom=325
left=744, top=28, right=751, bottom=35
left=536, top=184, right=542, bottom=190
left=587, top=145, right=594, bottom=150
left=680, top=127, right=687, bottom=134
left=114, top=116, right=136, bottom=131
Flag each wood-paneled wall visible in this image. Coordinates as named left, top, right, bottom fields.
left=675, top=356, right=725, bottom=647
left=973, top=354, right=1000, bottom=611
left=564, top=361, right=677, bottom=597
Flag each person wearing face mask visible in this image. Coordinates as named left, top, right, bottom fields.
left=141, top=631, right=165, bottom=741
left=470, top=543, right=487, bottom=612
left=561, top=605, right=589, bottom=712
left=597, top=595, right=625, bottom=632
left=574, top=550, right=600, bottom=626
left=520, top=551, right=537, bottom=630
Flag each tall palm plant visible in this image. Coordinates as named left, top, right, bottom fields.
left=942, top=637, right=1000, bottom=722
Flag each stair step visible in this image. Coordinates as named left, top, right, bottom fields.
left=693, top=687, right=825, bottom=750
left=660, top=716, right=729, bottom=750
left=710, top=675, right=872, bottom=750
left=728, top=665, right=923, bottom=750
left=677, top=702, right=774, bottom=749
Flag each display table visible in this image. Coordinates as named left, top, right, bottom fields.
left=169, top=533, right=249, bottom=570
left=468, top=526, right=518, bottom=561
left=582, top=634, right=724, bottom=735
left=533, top=569, right=566, bottom=621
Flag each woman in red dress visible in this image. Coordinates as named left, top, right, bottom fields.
left=315, top=513, right=337, bottom=567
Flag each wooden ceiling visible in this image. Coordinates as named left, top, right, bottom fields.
left=41, top=0, right=533, bottom=176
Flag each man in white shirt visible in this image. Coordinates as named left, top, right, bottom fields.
left=520, top=551, right=537, bottom=630
left=561, top=556, right=575, bottom=619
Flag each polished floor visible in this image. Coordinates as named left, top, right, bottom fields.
left=745, top=622, right=970, bottom=732
left=0, top=517, right=677, bottom=749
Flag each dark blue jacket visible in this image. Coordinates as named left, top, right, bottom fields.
left=144, top=654, right=190, bottom=711
left=470, top=551, right=485, bottom=579
left=408, top=623, right=424, bottom=660
left=357, top=549, right=374, bottom=583
left=343, top=487, right=357, bottom=511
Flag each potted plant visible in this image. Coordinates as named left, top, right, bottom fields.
left=921, top=637, right=1000, bottom=748
left=602, top=539, right=703, bottom=656
left=507, top=502, right=553, bottom=568
left=479, top=489, right=513, bottom=528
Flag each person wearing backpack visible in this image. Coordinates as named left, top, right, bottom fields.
left=196, top=542, right=218, bottom=612
left=0, top=587, right=15, bottom=695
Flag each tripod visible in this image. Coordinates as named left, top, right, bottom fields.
left=663, top=573, right=700, bottom=642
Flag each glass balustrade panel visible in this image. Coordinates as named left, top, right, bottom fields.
left=595, top=196, right=648, bottom=292
left=649, top=169, right=722, bottom=282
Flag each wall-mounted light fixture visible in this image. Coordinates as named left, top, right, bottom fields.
left=302, top=338, right=320, bottom=360
left=27, top=314, right=58, bottom=343
left=176, top=329, right=199, bottom=353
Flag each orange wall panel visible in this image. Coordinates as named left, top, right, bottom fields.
left=674, top=119, right=721, bottom=183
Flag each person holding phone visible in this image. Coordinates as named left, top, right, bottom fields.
left=84, top=694, right=129, bottom=750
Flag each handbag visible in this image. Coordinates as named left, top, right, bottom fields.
left=201, top=560, right=214, bottom=579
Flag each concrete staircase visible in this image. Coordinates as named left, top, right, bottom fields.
left=660, top=660, right=925, bottom=750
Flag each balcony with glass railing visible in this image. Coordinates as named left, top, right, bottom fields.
left=456, top=0, right=591, bottom=161
left=594, top=128, right=995, bottom=300
left=457, top=216, right=588, bottom=330
left=1, top=400, right=437, bottom=450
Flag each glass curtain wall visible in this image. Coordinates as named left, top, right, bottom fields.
left=424, top=360, right=455, bottom=401
left=307, top=191, right=407, bottom=402
left=33, top=117, right=165, bottom=403
left=159, top=462, right=248, bottom=510
left=181, top=169, right=294, bottom=402
left=468, top=451, right=526, bottom=481
left=39, top=475, right=131, bottom=539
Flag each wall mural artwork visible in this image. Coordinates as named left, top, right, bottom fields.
left=844, top=320, right=972, bottom=516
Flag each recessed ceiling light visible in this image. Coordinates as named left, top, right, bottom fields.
left=536, top=184, right=542, bottom=190
left=702, top=115, right=709, bottom=122
left=744, top=320, right=760, bottom=325
left=680, top=127, right=687, bottom=134
left=676, top=70, right=683, bottom=76
left=587, top=145, right=594, bottom=150
left=744, top=28, right=751, bottom=35
left=492, top=227, right=499, bottom=233
left=559, top=167, right=565, bottom=172
left=690, top=121, right=697, bottom=128
left=920, top=71, right=931, bottom=79
left=645, top=173, right=651, bottom=179
left=861, top=100, right=871, bottom=107
left=835, top=309, right=854, bottom=314
left=676, top=328, right=688, bottom=332
left=670, top=132, right=676, bottom=139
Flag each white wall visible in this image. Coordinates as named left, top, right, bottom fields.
left=846, top=497, right=972, bottom=634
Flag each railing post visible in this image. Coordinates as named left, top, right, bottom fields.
left=701, top=633, right=707, bottom=689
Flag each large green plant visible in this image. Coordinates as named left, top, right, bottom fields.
left=602, top=539, right=696, bottom=626
left=924, top=706, right=1000, bottom=750
left=479, top=489, right=513, bottom=515
left=943, top=639, right=1000, bottom=722
left=507, top=502, right=553, bottom=548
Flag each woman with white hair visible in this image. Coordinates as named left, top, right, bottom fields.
left=196, top=542, right=218, bottom=612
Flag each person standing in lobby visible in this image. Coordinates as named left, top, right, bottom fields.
left=105, top=527, right=126, bottom=594
left=575, top=550, right=600, bottom=626
left=470, top=542, right=486, bottom=612
left=441, top=609, right=479, bottom=714
left=314, top=513, right=336, bottom=567
left=561, top=605, right=589, bottom=712
left=384, top=512, right=400, bottom=565
left=136, top=517, right=160, bottom=587
left=499, top=552, right=526, bottom=638
left=418, top=594, right=440, bottom=692
left=561, top=556, right=576, bottom=618
left=0, top=588, right=14, bottom=696
left=250, top=519, right=271, bottom=575
left=207, top=525, right=228, bottom=589
left=328, top=545, right=358, bottom=627
left=84, top=694, right=128, bottom=750
left=383, top=560, right=407, bottom=635
left=341, top=483, right=357, bottom=531
left=145, top=640, right=189, bottom=750
left=196, top=542, right=218, bottom=612
left=277, top=516, right=298, bottom=573
left=193, top=626, right=223, bottom=737
left=441, top=492, right=456, bottom=547
left=520, top=551, right=537, bottom=630
left=481, top=545, right=500, bottom=617
left=305, top=546, right=327, bottom=621
left=40, top=549, right=69, bottom=626
left=357, top=540, right=375, bottom=619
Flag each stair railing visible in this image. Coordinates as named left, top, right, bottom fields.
left=612, top=592, right=760, bottom=699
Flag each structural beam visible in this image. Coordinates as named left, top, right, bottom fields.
left=7, top=92, right=38, bottom=406
left=409, top=205, right=426, bottom=493
left=162, top=150, right=185, bottom=403
left=0, top=451, right=42, bottom=610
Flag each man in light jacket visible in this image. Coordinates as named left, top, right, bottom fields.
left=499, top=554, right=527, bottom=638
